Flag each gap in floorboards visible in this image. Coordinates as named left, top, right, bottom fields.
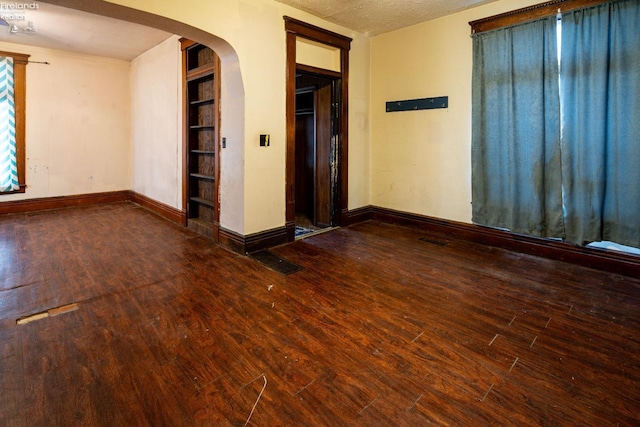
left=250, top=250, right=303, bottom=275
left=418, top=237, right=447, bottom=246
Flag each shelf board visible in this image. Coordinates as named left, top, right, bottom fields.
left=190, top=98, right=215, bottom=106
left=190, top=197, right=216, bottom=207
left=191, top=150, right=215, bottom=155
left=186, top=65, right=214, bottom=81
left=187, top=217, right=215, bottom=238
left=190, top=173, right=215, bottom=181
left=187, top=217, right=214, bottom=227
left=189, top=125, right=215, bottom=130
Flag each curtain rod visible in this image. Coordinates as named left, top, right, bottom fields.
left=469, top=0, right=608, bottom=34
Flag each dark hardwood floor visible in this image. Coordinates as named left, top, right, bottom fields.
left=1, top=202, right=638, bottom=426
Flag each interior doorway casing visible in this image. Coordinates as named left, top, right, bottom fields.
left=45, top=0, right=246, bottom=241
left=284, top=17, right=352, bottom=242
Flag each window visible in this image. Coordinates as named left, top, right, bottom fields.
left=0, top=50, right=28, bottom=194
left=471, top=0, right=640, bottom=249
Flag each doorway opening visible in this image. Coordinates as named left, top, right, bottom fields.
left=285, top=17, right=352, bottom=242
left=294, top=69, right=342, bottom=238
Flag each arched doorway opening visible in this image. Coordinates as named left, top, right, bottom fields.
left=41, top=0, right=245, bottom=236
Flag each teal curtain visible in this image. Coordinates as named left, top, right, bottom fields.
left=561, top=0, right=640, bottom=247
left=472, top=17, right=564, bottom=237
left=0, top=56, right=18, bottom=193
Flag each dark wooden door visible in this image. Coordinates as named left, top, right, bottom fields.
left=314, top=84, right=332, bottom=227
left=295, top=113, right=314, bottom=220
left=294, top=72, right=339, bottom=229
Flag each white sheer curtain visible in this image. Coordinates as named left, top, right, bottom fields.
left=0, top=56, right=18, bottom=192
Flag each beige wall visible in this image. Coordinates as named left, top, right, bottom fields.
left=107, top=0, right=371, bottom=235
left=0, top=41, right=131, bottom=202
left=296, top=38, right=341, bottom=72
left=130, top=35, right=182, bottom=209
left=370, top=0, right=538, bottom=223
left=349, top=35, right=371, bottom=209
left=5, top=0, right=542, bottom=234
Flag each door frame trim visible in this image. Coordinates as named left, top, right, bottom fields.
left=284, top=16, right=352, bottom=242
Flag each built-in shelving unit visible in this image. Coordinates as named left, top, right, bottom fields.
left=181, top=39, right=220, bottom=240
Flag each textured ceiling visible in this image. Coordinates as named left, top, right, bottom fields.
left=0, top=0, right=501, bottom=61
left=0, top=2, right=171, bottom=61
left=275, top=0, right=500, bottom=35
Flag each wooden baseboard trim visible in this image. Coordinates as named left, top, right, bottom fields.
left=0, top=190, right=186, bottom=227
left=128, top=191, right=186, bottom=226
left=346, top=205, right=375, bottom=225
left=219, top=227, right=247, bottom=254
left=0, top=191, right=130, bottom=215
left=366, top=206, right=639, bottom=278
left=218, top=225, right=289, bottom=255
left=340, top=208, right=351, bottom=226
left=246, top=226, right=288, bottom=254
left=286, top=220, right=296, bottom=242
